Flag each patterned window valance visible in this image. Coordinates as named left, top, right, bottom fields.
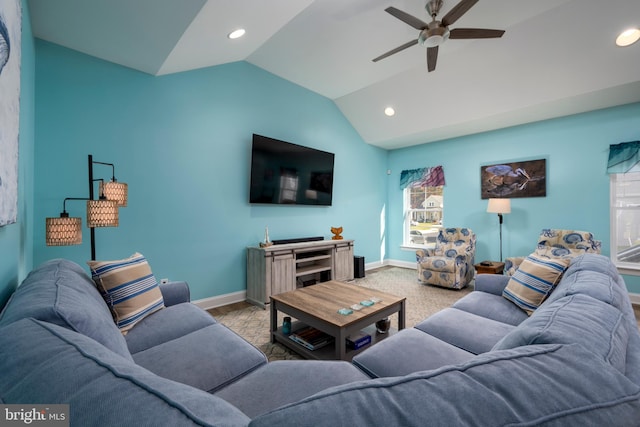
left=607, top=141, right=640, bottom=174
left=400, top=165, right=445, bottom=189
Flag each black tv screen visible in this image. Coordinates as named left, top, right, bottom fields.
left=249, top=134, right=335, bottom=206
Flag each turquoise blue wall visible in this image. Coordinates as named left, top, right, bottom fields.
left=0, top=0, right=34, bottom=308
left=387, top=102, right=640, bottom=293
left=33, top=41, right=388, bottom=301
left=24, top=26, right=640, bottom=300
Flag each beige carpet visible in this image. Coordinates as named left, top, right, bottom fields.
left=209, top=267, right=640, bottom=361
left=208, top=266, right=472, bottom=361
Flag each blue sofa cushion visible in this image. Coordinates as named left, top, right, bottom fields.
left=414, top=308, right=515, bottom=354
left=87, top=252, right=165, bottom=334
left=547, top=256, right=630, bottom=312
left=452, top=291, right=528, bottom=326
left=0, top=259, right=132, bottom=360
left=0, top=318, right=250, bottom=427
left=250, top=344, right=640, bottom=427
left=132, top=323, right=267, bottom=393
left=125, top=302, right=218, bottom=354
left=352, top=328, right=474, bottom=378
left=215, top=360, right=369, bottom=418
left=493, top=294, right=629, bottom=374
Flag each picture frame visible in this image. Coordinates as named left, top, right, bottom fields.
left=0, top=0, right=21, bottom=226
left=481, top=159, right=546, bottom=199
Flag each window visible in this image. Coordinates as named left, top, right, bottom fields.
left=610, top=171, right=640, bottom=272
left=404, top=186, right=443, bottom=247
left=400, top=166, right=446, bottom=248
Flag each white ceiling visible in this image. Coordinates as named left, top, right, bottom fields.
left=27, top=0, right=640, bottom=149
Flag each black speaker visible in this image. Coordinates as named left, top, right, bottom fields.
left=354, top=256, right=365, bottom=279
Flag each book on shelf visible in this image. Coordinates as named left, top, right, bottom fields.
left=346, top=331, right=371, bottom=350
left=289, top=326, right=334, bottom=351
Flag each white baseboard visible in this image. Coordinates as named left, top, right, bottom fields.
left=365, top=258, right=417, bottom=271
left=629, top=292, right=640, bottom=306
left=364, top=260, right=385, bottom=270
left=385, top=259, right=417, bottom=270
left=192, top=290, right=246, bottom=311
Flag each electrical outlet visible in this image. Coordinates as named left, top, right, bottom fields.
left=160, top=278, right=169, bottom=284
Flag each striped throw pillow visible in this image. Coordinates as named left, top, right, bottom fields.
left=87, top=253, right=164, bottom=334
left=502, top=254, right=570, bottom=315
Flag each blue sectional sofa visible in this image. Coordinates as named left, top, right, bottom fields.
left=1, top=254, right=640, bottom=426
left=0, top=259, right=368, bottom=426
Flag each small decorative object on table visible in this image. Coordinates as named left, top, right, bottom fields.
left=259, top=226, right=273, bottom=248
left=330, top=226, right=343, bottom=240
left=375, top=317, right=391, bottom=334
left=282, top=316, right=292, bottom=335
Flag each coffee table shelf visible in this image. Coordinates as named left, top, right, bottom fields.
left=270, top=281, right=405, bottom=361
left=274, top=321, right=396, bottom=361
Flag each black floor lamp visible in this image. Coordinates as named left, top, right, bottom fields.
left=487, top=198, right=511, bottom=262
left=45, top=155, right=127, bottom=260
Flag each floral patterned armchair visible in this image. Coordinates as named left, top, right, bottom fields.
left=504, top=229, right=602, bottom=276
left=416, top=228, right=476, bottom=289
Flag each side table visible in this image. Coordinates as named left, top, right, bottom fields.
left=474, top=261, right=505, bottom=275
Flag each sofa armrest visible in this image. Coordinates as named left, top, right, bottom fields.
left=159, top=281, right=190, bottom=306
left=474, top=274, right=510, bottom=296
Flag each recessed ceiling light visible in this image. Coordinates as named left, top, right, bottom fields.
left=228, top=29, right=246, bottom=40
left=616, top=28, right=640, bottom=47
left=384, top=107, right=395, bottom=117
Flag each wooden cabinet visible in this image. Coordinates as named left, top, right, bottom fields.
left=333, top=242, right=354, bottom=281
left=247, top=240, right=354, bottom=308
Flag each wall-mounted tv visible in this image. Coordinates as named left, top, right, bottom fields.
left=249, top=134, right=335, bottom=206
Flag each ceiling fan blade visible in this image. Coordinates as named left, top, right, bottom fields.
left=385, top=7, right=428, bottom=30
left=372, top=39, right=419, bottom=62
left=441, top=0, right=478, bottom=27
left=449, top=28, right=505, bottom=39
left=427, top=46, right=438, bottom=72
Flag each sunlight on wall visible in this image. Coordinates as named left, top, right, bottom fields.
left=380, top=204, right=386, bottom=262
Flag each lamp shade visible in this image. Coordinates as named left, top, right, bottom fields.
left=100, top=181, right=128, bottom=207
left=86, top=200, right=119, bottom=227
left=487, top=198, right=511, bottom=214
left=46, top=216, right=82, bottom=246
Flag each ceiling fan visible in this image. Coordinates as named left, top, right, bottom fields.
left=372, top=0, right=504, bottom=72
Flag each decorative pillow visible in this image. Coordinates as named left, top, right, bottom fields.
left=502, top=254, right=570, bottom=315
left=87, top=253, right=164, bottom=334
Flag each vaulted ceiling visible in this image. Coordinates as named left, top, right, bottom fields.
left=27, top=0, right=640, bottom=149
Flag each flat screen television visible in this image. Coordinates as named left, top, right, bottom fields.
left=249, top=134, right=335, bottom=206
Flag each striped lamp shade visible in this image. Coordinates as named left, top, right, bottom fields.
left=46, top=216, right=82, bottom=246
left=86, top=200, right=119, bottom=227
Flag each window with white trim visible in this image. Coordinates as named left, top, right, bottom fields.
left=400, top=166, right=445, bottom=247
left=610, top=172, right=640, bottom=271
left=608, top=140, right=640, bottom=273
left=404, top=186, right=443, bottom=246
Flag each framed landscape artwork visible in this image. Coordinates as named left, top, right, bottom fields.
left=0, top=0, right=21, bottom=226
left=481, top=159, right=546, bottom=199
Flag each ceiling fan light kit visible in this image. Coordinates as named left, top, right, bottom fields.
left=373, top=0, right=504, bottom=72
left=420, top=26, right=450, bottom=48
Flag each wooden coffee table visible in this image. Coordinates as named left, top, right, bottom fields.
left=270, top=280, right=406, bottom=361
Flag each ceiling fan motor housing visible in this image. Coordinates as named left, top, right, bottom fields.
left=426, top=0, right=444, bottom=17
left=419, top=24, right=450, bottom=47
